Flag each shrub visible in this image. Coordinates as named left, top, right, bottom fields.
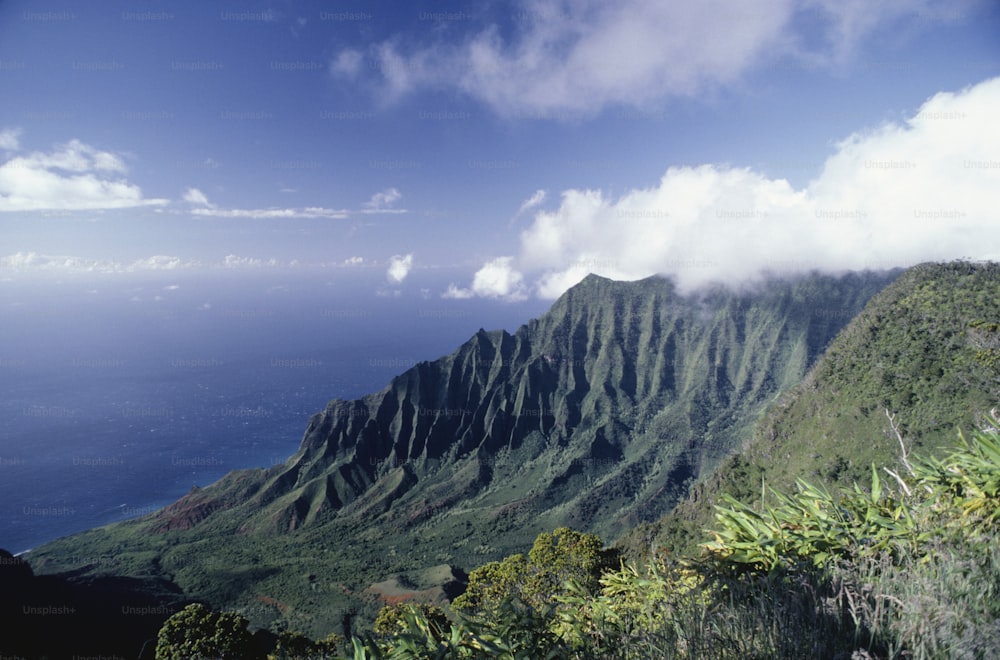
left=155, top=603, right=255, bottom=660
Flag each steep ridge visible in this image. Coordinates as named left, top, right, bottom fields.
left=145, top=272, right=893, bottom=541
left=629, top=260, right=1000, bottom=557
left=28, top=270, right=896, bottom=636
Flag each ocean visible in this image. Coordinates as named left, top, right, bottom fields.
left=0, top=269, right=548, bottom=554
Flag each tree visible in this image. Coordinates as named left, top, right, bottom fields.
left=155, top=603, right=255, bottom=660
left=451, top=553, right=528, bottom=616
left=267, top=629, right=343, bottom=659
left=453, top=527, right=617, bottom=618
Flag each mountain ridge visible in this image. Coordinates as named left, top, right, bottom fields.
left=26, top=268, right=898, bottom=637
left=144, top=270, right=892, bottom=541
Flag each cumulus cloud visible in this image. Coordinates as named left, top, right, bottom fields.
left=455, top=76, right=1000, bottom=298
left=446, top=257, right=528, bottom=301
left=472, top=257, right=528, bottom=300
left=332, top=0, right=975, bottom=118
left=0, top=135, right=168, bottom=211
left=387, top=253, right=414, bottom=283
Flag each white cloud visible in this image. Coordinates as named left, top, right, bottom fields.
left=0, top=127, right=21, bottom=151
left=223, top=254, right=261, bottom=268
left=363, top=187, right=406, bottom=213
left=330, top=49, right=363, bottom=77
left=132, top=255, right=187, bottom=271
left=191, top=206, right=350, bottom=219
left=333, top=0, right=975, bottom=118
left=0, top=252, right=197, bottom=273
left=442, top=284, right=475, bottom=299
left=343, top=256, right=365, bottom=266
left=183, top=187, right=213, bottom=207
left=387, top=253, right=414, bottom=283
left=517, top=189, right=547, bottom=215
left=17, top=138, right=127, bottom=173
left=223, top=254, right=281, bottom=268
left=188, top=191, right=407, bottom=219
left=0, top=252, right=306, bottom=274
left=456, top=76, right=1000, bottom=298
left=0, top=136, right=168, bottom=211
left=469, top=256, right=528, bottom=301
left=795, top=0, right=978, bottom=67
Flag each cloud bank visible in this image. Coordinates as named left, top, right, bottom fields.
left=0, top=252, right=193, bottom=274
left=453, top=76, right=1000, bottom=299
left=191, top=206, right=350, bottom=220
left=0, top=252, right=355, bottom=275
left=335, top=0, right=977, bottom=118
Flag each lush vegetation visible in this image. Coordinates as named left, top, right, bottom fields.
left=630, top=260, right=1000, bottom=557
left=151, top=424, right=998, bottom=659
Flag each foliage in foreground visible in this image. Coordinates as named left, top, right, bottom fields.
left=155, top=603, right=256, bottom=660
left=156, top=423, right=1000, bottom=659
left=704, top=421, right=1000, bottom=571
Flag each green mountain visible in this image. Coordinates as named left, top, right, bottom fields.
left=24, top=270, right=894, bottom=641
left=627, top=260, right=1000, bottom=557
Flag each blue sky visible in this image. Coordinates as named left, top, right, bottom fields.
left=1, top=0, right=999, bottom=299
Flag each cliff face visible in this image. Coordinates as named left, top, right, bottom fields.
left=142, top=271, right=894, bottom=542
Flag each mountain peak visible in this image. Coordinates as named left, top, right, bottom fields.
left=552, top=273, right=674, bottom=310
left=577, top=272, right=614, bottom=286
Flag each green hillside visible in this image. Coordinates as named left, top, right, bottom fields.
left=629, top=260, right=1000, bottom=557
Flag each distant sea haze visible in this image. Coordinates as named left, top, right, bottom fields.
left=0, top=270, right=548, bottom=554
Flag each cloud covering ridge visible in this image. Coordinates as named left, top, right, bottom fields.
left=454, top=76, right=1000, bottom=298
